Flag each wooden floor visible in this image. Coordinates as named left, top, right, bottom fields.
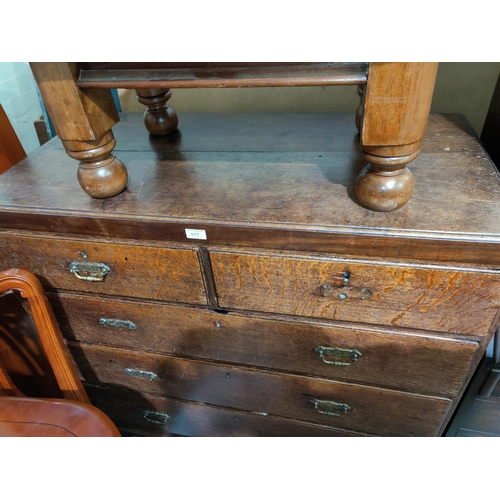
left=445, top=356, right=500, bottom=437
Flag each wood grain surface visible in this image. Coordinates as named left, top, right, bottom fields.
left=69, top=343, right=451, bottom=436
left=1, top=113, right=499, bottom=265
left=85, top=384, right=370, bottom=437
left=362, top=63, right=438, bottom=153
left=211, top=250, right=500, bottom=335
left=29, top=63, right=119, bottom=142
left=1, top=111, right=499, bottom=437
left=49, top=291, right=477, bottom=397
left=0, top=233, right=207, bottom=305
left=77, top=62, right=368, bottom=88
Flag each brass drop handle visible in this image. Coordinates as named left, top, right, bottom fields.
left=143, top=411, right=170, bottom=425
left=124, top=368, right=157, bottom=381
left=316, top=346, right=362, bottom=366
left=312, top=399, right=351, bottom=417
left=99, top=318, right=136, bottom=330
left=70, top=262, right=110, bottom=282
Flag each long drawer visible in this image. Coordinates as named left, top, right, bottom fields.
left=85, top=384, right=367, bottom=437
left=0, top=232, right=207, bottom=305
left=210, top=249, right=500, bottom=335
left=69, top=343, right=451, bottom=436
left=51, top=292, right=477, bottom=397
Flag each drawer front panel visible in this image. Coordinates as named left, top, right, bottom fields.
left=210, top=250, right=500, bottom=335
left=0, top=233, right=207, bottom=305
left=52, top=292, right=477, bottom=397
left=70, top=343, right=451, bottom=436
left=85, top=385, right=367, bottom=437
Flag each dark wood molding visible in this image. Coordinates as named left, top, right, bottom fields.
left=77, top=62, right=369, bottom=89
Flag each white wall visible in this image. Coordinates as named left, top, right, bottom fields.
left=0, top=62, right=43, bottom=154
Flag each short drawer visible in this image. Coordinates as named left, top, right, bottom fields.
left=210, top=250, right=500, bottom=335
left=51, top=292, right=478, bottom=398
left=85, top=385, right=367, bottom=437
left=0, top=232, right=207, bottom=305
left=69, top=343, right=451, bottom=437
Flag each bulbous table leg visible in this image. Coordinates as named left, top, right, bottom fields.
left=355, top=151, right=418, bottom=212
left=30, top=63, right=128, bottom=199
left=136, top=88, right=178, bottom=136
left=358, top=62, right=439, bottom=211
left=63, top=131, right=128, bottom=199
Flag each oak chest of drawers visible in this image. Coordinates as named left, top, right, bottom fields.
left=1, top=112, right=500, bottom=436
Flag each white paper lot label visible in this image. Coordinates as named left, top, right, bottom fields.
left=185, top=228, right=207, bottom=240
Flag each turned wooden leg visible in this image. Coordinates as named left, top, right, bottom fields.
left=62, top=130, right=128, bottom=199
left=357, top=63, right=438, bottom=212
left=355, top=150, right=418, bottom=212
left=136, top=88, right=178, bottom=136
left=30, top=62, right=128, bottom=198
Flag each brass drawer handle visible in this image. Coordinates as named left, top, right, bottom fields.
left=70, top=262, right=110, bottom=282
left=99, top=318, right=136, bottom=330
left=124, top=368, right=157, bottom=381
left=312, top=399, right=351, bottom=417
left=143, top=411, right=170, bottom=425
left=316, top=346, right=362, bottom=366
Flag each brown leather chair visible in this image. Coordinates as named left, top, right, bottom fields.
left=0, top=268, right=120, bottom=436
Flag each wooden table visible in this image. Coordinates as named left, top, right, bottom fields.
left=30, top=63, right=438, bottom=212
left=1, top=112, right=499, bottom=436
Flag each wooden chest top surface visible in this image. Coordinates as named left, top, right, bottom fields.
left=1, top=113, right=499, bottom=264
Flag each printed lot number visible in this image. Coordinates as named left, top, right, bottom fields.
left=185, top=229, right=207, bottom=240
